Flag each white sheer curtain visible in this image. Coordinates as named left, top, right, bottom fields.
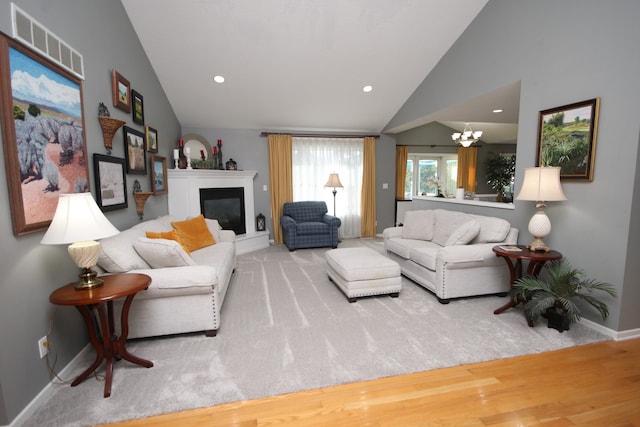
left=292, top=137, right=363, bottom=238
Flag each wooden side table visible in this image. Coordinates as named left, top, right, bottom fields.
left=49, top=273, right=153, bottom=397
left=492, top=245, right=563, bottom=326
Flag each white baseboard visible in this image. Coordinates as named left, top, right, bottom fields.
left=580, top=318, right=640, bottom=341
left=9, top=344, right=91, bottom=427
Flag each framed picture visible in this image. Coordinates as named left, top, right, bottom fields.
left=536, top=98, right=600, bottom=181
left=93, top=154, right=127, bottom=211
left=0, top=33, right=90, bottom=236
left=146, top=126, right=158, bottom=153
left=112, top=69, right=131, bottom=113
left=123, top=126, right=147, bottom=175
left=131, top=89, right=144, bottom=125
left=150, top=155, right=168, bottom=195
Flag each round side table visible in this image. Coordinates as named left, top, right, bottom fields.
left=492, top=245, right=563, bottom=326
left=49, top=273, right=153, bottom=398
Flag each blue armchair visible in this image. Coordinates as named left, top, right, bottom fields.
left=280, top=201, right=341, bottom=250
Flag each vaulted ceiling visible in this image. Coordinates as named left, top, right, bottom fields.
left=121, top=0, right=517, bottom=141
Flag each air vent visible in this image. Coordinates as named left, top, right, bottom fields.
left=11, top=3, right=84, bottom=79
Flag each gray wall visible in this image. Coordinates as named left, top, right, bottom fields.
left=0, top=0, right=178, bottom=423
left=387, top=0, right=640, bottom=332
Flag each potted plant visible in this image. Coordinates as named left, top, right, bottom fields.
left=485, top=153, right=515, bottom=202
left=513, top=259, right=617, bottom=332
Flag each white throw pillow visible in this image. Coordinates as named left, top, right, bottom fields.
left=445, top=220, right=481, bottom=246
left=98, top=228, right=150, bottom=273
left=401, top=210, right=435, bottom=241
left=468, top=215, right=512, bottom=243
left=133, top=237, right=196, bottom=269
left=432, top=210, right=472, bottom=246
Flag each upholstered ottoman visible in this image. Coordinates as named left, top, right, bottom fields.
left=325, top=247, right=401, bottom=302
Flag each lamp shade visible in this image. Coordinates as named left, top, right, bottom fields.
left=41, top=193, right=120, bottom=245
left=324, top=173, right=344, bottom=189
left=515, top=167, right=567, bottom=202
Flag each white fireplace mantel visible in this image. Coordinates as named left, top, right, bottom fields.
left=167, top=169, right=269, bottom=254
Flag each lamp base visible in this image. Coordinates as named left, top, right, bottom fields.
left=75, top=267, right=104, bottom=290
left=527, top=238, right=550, bottom=252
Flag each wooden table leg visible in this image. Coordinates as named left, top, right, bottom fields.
left=493, top=258, right=520, bottom=315
left=97, top=303, right=114, bottom=398
left=114, top=294, right=153, bottom=368
left=71, top=305, right=104, bottom=387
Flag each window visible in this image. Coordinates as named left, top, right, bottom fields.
left=405, top=153, right=457, bottom=199
left=292, top=137, right=363, bottom=238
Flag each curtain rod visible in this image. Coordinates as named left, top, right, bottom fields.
left=260, top=132, right=379, bottom=139
left=401, top=144, right=482, bottom=148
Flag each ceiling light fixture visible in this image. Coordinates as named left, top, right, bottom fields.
left=492, top=109, right=503, bottom=113
left=451, top=122, right=483, bottom=147
left=213, top=75, right=225, bottom=83
left=363, top=85, right=373, bottom=93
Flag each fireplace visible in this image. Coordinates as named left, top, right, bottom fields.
left=200, top=187, right=246, bottom=235
left=167, top=169, right=269, bottom=254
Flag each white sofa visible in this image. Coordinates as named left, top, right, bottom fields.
left=383, top=209, right=518, bottom=304
left=96, top=215, right=236, bottom=338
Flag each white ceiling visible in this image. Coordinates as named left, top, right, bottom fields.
left=121, top=0, right=518, bottom=141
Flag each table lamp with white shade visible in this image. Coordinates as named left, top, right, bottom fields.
left=515, top=166, right=567, bottom=252
left=41, top=193, right=120, bottom=289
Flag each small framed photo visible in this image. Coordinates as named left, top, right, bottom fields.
left=123, top=126, right=147, bottom=175
left=93, top=154, right=128, bottom=211
left=131, top=89, right=144, bottom=125
left=111, top=69, right=131, bottom=113
left=150, top=155, right=168, bottom=195
left=146, top=126, right=158, bottom=153
left=536, top=98, right=600, bottom=181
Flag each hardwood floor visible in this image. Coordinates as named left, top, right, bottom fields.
left=102, top=338, right=640, bottom=426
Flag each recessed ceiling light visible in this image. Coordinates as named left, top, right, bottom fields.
left=213, top=75, right=225, bottom=84
left=363, top=85, right=373, bottom=93
left=492, top=109, right=503, bottom=113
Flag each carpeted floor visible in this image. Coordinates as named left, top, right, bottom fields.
left=24, top=238, right=610, bottom=426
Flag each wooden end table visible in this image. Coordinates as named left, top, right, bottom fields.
left=492, top=245, right=563, bottom=326
left=49, top=273, right=153, bottom=398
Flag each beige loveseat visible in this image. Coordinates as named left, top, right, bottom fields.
left=96, top=214, right=235, bottom=338
left=383, top=209, right=518, bottom=303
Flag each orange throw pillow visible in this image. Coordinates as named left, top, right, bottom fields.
left=171, top=215, right=216, bottom=252
left=146, top=229, right=190, bottom=254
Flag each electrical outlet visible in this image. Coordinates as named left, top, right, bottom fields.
left=38, top=336, right=48, bottom=358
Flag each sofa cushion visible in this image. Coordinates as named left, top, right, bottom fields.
left=401, top=210, right=435, bottom=241
left=133, top=237, right=196, bottom=269
left=204, top=218, right=223, bottom=242
left=409, top=246, right=440, bottom=271
left=468, top=214, right=512, bottom=243
left=98, top=228, right=150, bottom=273
left=386, top=237, right=434, bottom=259
left=432, top=210, right=473, bottom=246
left=146, top=229, right=190, bottom=254
left=171, top=214, right=216, bottom=252
left=445, top=220, right=481, bottom=246
left=296, top=222, right=329, bottom=235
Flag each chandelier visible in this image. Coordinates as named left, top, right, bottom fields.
left=451, top=123, right=483, bottom=147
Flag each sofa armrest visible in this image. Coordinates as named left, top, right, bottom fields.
left=436, top=243, right=505, bottom=268
left=322, top=214, right=341, bottom=227
left=280, top=215, right=296, bottom=229
left=383, top=226, right=403, bottom=241
left=219, top=229, right=236, bottom=243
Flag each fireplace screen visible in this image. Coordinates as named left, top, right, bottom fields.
left=200, top=187, right=246, bottom=235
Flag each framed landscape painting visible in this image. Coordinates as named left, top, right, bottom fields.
left=112, top=69, right=131, bottom=113
left=131, top=89, right=144, bottom=125
left=93, top=154, right=127, bottom=211
left=150, top=155, right=167, bottom=195
left=536, top=98, right=600, bottom=181
left=0, top=33, right=89, bottom=235
left=123, top=126, right=147, bottom=175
